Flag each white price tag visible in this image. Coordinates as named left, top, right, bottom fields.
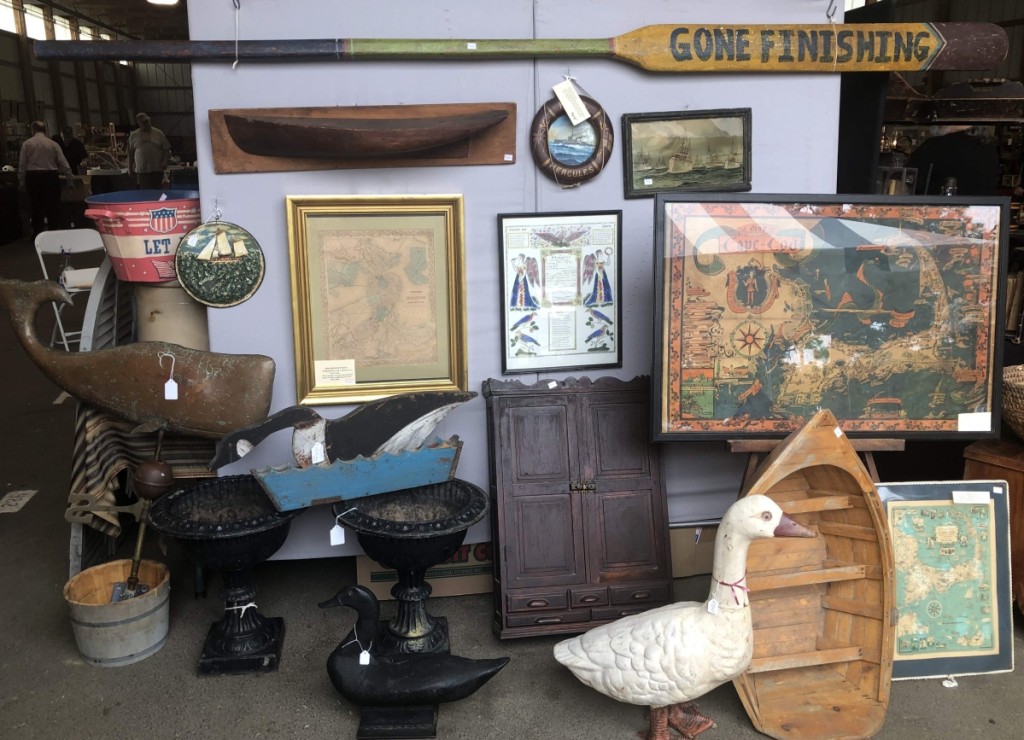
left=164, top=379, right=178, bottom=400
left=707, top=596, right=719, bottom=614
left=359, top=650, right=371, bottom=666
left=329, top=523, right=346, bottom=546
left=552, top=79, right=591, bottom=126
left=952, top=489, right=991, bottom=505
left=311, top=442, right=326, bottom=465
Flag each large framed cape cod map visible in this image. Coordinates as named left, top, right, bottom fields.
left=653, top=194, right=1008, bottom=440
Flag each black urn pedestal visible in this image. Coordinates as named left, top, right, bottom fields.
left=333, top=478, right=489, bottom=738
left=149, top=475, right=299, bottom=676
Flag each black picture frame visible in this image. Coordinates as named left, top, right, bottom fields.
left=498, top=210, right=623, bottom=374
left=652, top=192, right=1009, bottom=440
left=621, top=107, right=752, bottom=198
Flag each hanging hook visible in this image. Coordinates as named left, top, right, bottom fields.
left=230, top=0, right=239, bottom=69
left=157, top=351, right=176, bottom=379
left=826, top=0, right=838, bottom=22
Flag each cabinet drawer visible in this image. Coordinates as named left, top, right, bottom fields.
left=507, top=591, right=568, bottom=612
left=609, top=582, right=672, bottom=606
left=591, top=605, right=651, bottom=621
left=570, top=587, right=608, bottom=608
left=506, top=609, right=591, bottom=628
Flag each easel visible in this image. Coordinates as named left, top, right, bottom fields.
left=728, top=437, right=906, bottom=492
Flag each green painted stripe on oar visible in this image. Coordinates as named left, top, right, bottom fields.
left=33, top=22, right=1007, bottom=73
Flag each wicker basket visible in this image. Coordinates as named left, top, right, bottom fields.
left=1002, top=365, right=1024, bottom=441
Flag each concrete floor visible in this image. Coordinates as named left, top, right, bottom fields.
left=1, top=233, right=1023, bottom=740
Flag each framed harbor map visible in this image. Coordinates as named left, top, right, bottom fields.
left=878, top=480, right=1013, bottom=680
left=286, top=194, right=467, bottom=404
left=498, top=210, right=622, bottom=373
left=653, top=194, right=1008, bottom=439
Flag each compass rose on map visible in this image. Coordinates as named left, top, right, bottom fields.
left=731, top=321, right=767, bottom=357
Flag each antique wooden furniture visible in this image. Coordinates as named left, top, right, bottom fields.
left=483, top=375, right=671, bottom=639
left=734, top=409, right=895, bottom=740
left=963, top=437, right=1024, bottom=610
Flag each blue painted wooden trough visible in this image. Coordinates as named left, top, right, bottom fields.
left=210, top=391, right=476, bottom=513
left=251, top=436, right=463, bottom=512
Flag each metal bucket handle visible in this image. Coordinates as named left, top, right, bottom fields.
left=83, top=208, right=124, bottom=225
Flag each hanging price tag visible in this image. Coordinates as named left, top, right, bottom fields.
left=707, top=596, right=719, bottom=615
left=311, top=442, right=326, bottom=465
left=359, top=650, right=371, bottom=666
left=552, top=79, right=591, bottom=126
left=164, top=379, right=178, bottom=400
left=329, top=523, right=346, bottom=546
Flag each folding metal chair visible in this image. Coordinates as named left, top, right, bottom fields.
left=34, top=228, right=106, bottom=351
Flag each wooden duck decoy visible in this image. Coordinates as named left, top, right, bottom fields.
left=553, top=495, right=814, bottom=740
left=319, top=585, right=509, bottom=708
left=0, top=278, right=274, bottom=438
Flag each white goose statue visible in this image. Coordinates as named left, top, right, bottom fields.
left=553, top=494, right=814, bottom=740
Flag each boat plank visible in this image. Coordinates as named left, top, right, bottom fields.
left=822, top=594, right=884, bottom=620
left=825, top=559, right=883, bottom=580
left=818, top=520, right=879, bottom=541
left=747, top=645, right=864, bottom=673
left=747, top=564, right=865, bottom=591
left=780, top=495, right=855, bottom=513
left=752, top=627, right=819, bottom=658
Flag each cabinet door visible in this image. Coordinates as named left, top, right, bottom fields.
left=580, top=392, right=668, bottom=583
left=499, top=397, right=586, bottom=589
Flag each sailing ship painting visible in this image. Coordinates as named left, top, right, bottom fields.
left=623, top=108, right=751, bottom=197
left=547, top=115, right=598, bottom=166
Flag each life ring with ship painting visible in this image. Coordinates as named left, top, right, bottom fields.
left=529, top=95, right=613, bottom=187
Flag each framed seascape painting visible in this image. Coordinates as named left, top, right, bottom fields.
left=621, top=108, right=751, bottom=198
left=498, top=210, right=622, bottom=373
left=653, top=194, right=1008, bottom=440
left=878, top=480, right=1013, bottom=680
left=286, top=194, right=468, bottom=405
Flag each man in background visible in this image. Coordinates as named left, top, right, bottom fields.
left=60, top=125, right=88, bottom=175
left=18, top=120, right=72, bottom=237
left=127, top=112, right=170, bottom=189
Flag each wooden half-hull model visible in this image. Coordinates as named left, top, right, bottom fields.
left=734, top=409, right=895, bottom=740
left=223, top=108, right=509, bottom=159
left=209, top=103, right=517, bottom=174
left=0, top=278, right=275, bottom=438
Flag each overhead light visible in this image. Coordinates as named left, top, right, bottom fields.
left=147, top=0, right=179, bottom=5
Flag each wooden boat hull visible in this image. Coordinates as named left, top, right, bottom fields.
left=223, top=109, right=509, bottom=159
left=734, top=409, right=895, bottom=740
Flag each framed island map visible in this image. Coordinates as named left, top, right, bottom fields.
left=286, top=194, right=467, bottom=404
left=653, top=194, right=1008, bottom=440
left=878, top=480, right=1013, bottom=679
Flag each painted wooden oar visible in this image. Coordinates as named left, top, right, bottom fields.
left=34, top=22, right=1007, bottom=72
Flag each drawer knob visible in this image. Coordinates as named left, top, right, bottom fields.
left=535, top=617, right=563, bottom=624
left=526, top=599, right=549, bottom=608
left=580, top=595, right=599, bottom=603
left=631, top=591, right=651, bottom=600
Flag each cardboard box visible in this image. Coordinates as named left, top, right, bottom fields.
left=670, top=526, right=718, bottom=578
left=356, top=541, right=494, bottom=601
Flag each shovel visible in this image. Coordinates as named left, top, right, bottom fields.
left=111, top=457, right=175, bottom=602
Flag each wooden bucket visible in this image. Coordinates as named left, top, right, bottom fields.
left=62, top=559, right=170, bottom=667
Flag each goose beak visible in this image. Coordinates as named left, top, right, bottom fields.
left=774, top=512, right=815, bottom=538
left=318, top=593, right=343, bottom=609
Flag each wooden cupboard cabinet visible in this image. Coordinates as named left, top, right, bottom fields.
left=483, top=375, right=672, bottom=638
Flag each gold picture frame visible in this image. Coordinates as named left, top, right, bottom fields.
left=286, top=194, right=468, bottom=405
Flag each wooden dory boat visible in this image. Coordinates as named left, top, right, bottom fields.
left=223, top=109, right=509, bottom=159
left=734, top=409, right=895, bottom=740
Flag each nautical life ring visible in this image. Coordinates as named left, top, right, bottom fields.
left=529, top=95, right=613, bottom=187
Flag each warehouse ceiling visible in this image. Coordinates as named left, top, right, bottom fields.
left=32, top=1, right=189, bottom=41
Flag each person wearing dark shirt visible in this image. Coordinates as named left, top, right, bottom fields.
left=907, top=125, right=1000, bottom=196
left=60, top=126, right=88, bottom=175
